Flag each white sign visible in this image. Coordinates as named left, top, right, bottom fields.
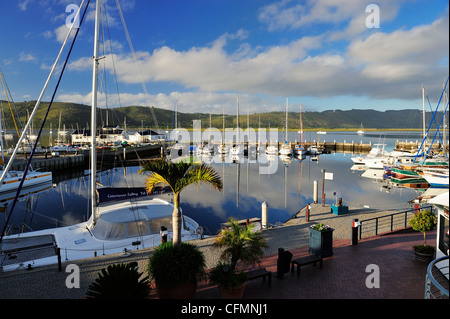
left=324, top=172, right=334, bottom=180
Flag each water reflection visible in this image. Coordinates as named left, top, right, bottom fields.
left=1, top=131, right=425, bottom=236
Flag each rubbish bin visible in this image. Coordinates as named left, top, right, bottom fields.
left=276, top=248, right=293, bottom=279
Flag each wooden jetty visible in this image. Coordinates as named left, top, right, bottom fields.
left=395, top=140, right=448, bottom=152
left=6, top=153, right=85, bottom=172
left=5, top=143, right=162, bottom=172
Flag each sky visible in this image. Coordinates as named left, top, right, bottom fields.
left=0, top=0, right=448, bottom=116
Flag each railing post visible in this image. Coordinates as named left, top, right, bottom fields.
left=375, top=219, right=378, bottom=236
left=390, top=215, right=393, bottom=232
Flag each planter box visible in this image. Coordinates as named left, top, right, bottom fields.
left=331, top=205, right=348, bottom=215
left=309, top=228, right=333, bottom=258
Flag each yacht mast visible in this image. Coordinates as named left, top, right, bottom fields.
left=422, top=86, right=426, bottom=140
left=91, top=0, right=101, bottom=226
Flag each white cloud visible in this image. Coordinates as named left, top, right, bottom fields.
left=348, top=15, right=449, bottom=85
left=19, top=52, right=37, bottom=62
left=18, top=0, right=32, bottom=11
left=56, top=1, right=448, bottom=113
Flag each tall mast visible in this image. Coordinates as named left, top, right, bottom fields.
left=236, top=96, right=239, bottom=144
left=91, top=0, right=101, bottom=226
left=422, top=86, right=426, bottom=140
left=285, top=97, right=288, bottom=142
left=299, top=103, right=302, bottom=144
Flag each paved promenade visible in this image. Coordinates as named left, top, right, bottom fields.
left=0, top=203, right=437, bottom=300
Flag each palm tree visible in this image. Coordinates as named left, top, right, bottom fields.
left=139, top=159, right=222, bottom=246
left=213, top=217, right=268, bottom=270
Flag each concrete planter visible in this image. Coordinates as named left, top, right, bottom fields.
left=309, top=228, right=333, bottom=258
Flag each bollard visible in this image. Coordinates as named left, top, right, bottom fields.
left=261, top=201, right=268, bottom=229
left=313, top=180, right=318, bottom=203
left=305, top=203, right=311, bottom=222
left=352, top=219, right=359, bottom=245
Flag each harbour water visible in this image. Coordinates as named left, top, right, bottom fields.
left=0, top=130, right=428, bottom=236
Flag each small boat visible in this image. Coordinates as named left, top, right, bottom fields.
left=351, top=144, right=388, bottom=164
left=265, top=144, right=278, bottom=155
left=279, top=143, right=292, bottom=156
left=217, top=143, right=229, bottom=154
left=421, top=169, right=449, bottom=188
left=357, top=123, right=364, bottom=135
left=307, top=146, right=320, bottom=155
left=202, top=143, right=214, bottom=155
left=0, top=170, right=52, bottom=195
left=293, top=144, right=306, bottom=156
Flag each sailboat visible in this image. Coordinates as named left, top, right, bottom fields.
left=230, top=96, right=243, bottom=156
left=293, top=103, right=306, bottom=157
left=0, top=69, right=52, bottom=195
left=357, top=123, right=364, bottom=135
left=0, top=0, right=203, bottom=271
left=279, top=98, right=293, bottom=156
left=217, top=109, right=229, bottom=154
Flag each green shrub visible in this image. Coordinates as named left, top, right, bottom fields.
left=86, top=262, right=150, bottom=299
left=147, top=242, right=206, bottom=288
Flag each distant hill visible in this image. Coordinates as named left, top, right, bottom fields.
left=0, top=100, right=445, bottom=131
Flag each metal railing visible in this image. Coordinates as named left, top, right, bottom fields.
left=358, top=206, right=433, bottom=239
left=425, top=256, right=449, bottom=299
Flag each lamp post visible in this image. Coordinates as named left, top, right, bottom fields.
left=321, top=169, right=325, bottom=207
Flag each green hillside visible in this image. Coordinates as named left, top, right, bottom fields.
left=0, top=100, right=444, bottom=132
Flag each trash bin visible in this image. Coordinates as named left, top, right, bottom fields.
left=277, top=248, right=293, bottom=278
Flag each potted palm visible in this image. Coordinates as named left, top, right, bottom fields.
left=210, top=217, right=268, bottom=298
left=409, top=210, right=437, bottom=262
left=140, top=159, right=222, bottom=246
left=208, top=262, right=248, bottom=299
left=147, top=241, right=206, bottom=299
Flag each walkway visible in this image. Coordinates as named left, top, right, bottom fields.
left=0, top=204, right=438, bottom=301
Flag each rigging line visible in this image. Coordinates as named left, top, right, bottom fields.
left=0, top=69, right=31, bottom=161
left=413, top=77, right=449, bottom=164
left=421, top=100, right=449, bottom=164
left=104, top=5, right=122, bottom=109
left=425, top=93, right=444, bottom=145
left=0, top=0, right=90, bottom=243
left=114, top=0, right=159, bottom=129
left=0, top=0, right=87, bottom=187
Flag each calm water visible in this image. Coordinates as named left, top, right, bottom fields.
left=1, top=130, right=426, bottom=236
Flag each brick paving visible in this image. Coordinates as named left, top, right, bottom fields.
left=189, top=230, right=435, bottom=299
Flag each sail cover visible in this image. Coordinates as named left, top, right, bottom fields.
left=92, top=198, right=175, bottom=240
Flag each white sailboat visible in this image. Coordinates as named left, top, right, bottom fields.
left=230, top=96, right=243, bottom=155
left=218, top=109, right=229, bottom=154
left=279, top=98, right=293, bottom=156
left=0, top=69, right=52, bottom=195
left=357, top=123, right=364, bottom=135
left=293, top=103, right=306, bottom=157
left=0, top=0, right=202, bottom=271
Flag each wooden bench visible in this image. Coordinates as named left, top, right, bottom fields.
left=291, top=254, right=323, bottom=277
left=244, top=268, right=272, bottom=286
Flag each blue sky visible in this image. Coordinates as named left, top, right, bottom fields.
left=0, top=0, right=448, bottom=115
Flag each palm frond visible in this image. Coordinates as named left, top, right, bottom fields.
left=140, top=160, right=222, bottom=195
